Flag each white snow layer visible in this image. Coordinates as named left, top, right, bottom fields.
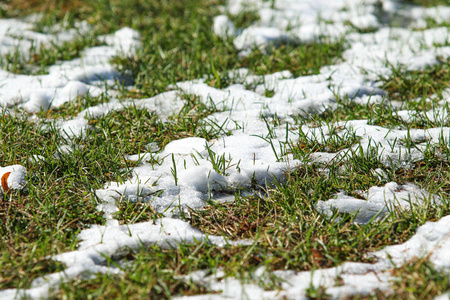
left=2, top=219, right=250, bottom=300
left=0, top=165, right=27, bottom=193
left=316, top=182, right=441, bottom=224
left=0, top=21, right=140, bottom=112
left=1, top=0, right=450, bottom=299
left=175, top=215, right=450, bottom=300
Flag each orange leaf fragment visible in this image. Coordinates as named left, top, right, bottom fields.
left=1, top=172, right=11, bottom=194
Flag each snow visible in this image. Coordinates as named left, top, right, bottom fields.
left=213, top=15, right=236, bottom=38
left=0, top=23, right=139, bottom=112
left=177, top=216, right=450, bottom=299
left=4, top=219, right=249, bottom=300
left=1, top=0, right=450, bottom=299
left=316, top=182, right=441, bottom=224
left=233, top=26, right=289, bottom=50
left=0, top=164, right=27, bottom=193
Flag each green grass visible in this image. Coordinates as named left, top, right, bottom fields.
left=0, top=94, right=225, bottom=291
left=0, top=31, right=101, bottom=75
left=403, top=0, right=450, bottom=6
left=56, top=244, right=216, bottom=299
left=86, top=95, right=222, bottom=152
left=304, top=58, right=450, bottom=130
left=387, top=258, right=450, bottom=299
left=381, top=59, right=450, bottom=103
left=353, top=257, right=450, bottom=299
left=0, top=113, right=105, bottom=290
left=37, top=93, right=111, bottom=119
left=239, top=41, right=345, bottom=78
left=1, top=0, right=450, bottom=298
left=0, top=0, right=92, bottom=20
left=302, top=96, right=450, bottom=130
left=1, top=0, right=345, bottom=96
left=422, top=17, right=450, bottom=29
left=191, top=153, right=449, bottom=269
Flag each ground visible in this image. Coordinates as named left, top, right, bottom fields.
left=0, top=0, right=450, bottom=299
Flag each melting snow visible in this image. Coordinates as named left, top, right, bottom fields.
left=0, top=22, right=140, bottom=112
left=316, top=182, right=441, bottom=224
left=0, top=165, right=27, bottom=193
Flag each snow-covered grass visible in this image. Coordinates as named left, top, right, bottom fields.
left=1, top=0, right=450, bottom=299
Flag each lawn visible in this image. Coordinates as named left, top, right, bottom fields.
left=0, top=0, right=450, bottom=299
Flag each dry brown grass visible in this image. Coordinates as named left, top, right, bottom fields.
left=5, top=0, right=92, bottom=18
